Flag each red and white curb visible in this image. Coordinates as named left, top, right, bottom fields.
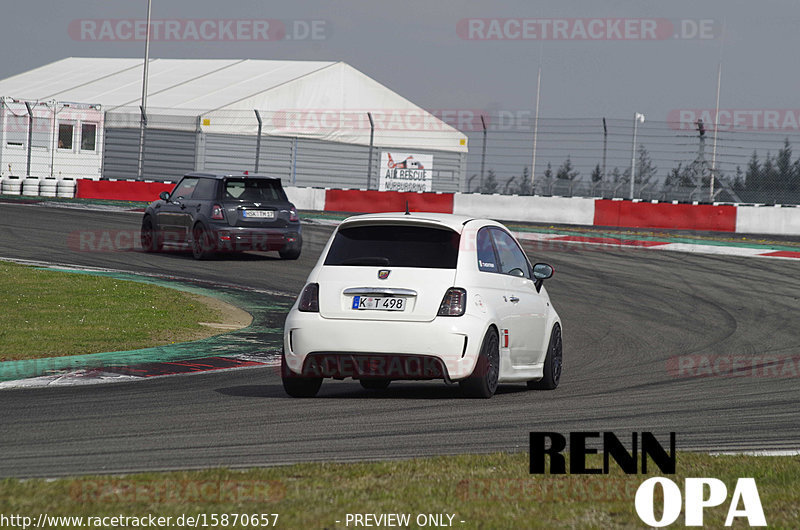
left=513, top=232, right=800, bottom=261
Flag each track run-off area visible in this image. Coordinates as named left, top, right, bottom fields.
left=0, top=201, right=798, bottom=478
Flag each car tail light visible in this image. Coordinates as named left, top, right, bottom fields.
left=438, top=288, right=466, bottom=317
left=298, top=283, right=319, bottom=312
left=289, top=207, right=299, bottom=222
left=211, top=204, right=225, bottom=220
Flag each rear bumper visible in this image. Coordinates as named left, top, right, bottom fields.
left=209, top=225, right=301, bottom=252
left=283, top=312, right=488, bottom=381
left=296, top=352, right=450, bottom=381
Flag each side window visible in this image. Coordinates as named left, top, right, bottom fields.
left=80, top=123, right=97, bottom=151
left=491, top=228, right=531, bottom=279
left=58, top=122, right=74, bottom=149
left=171, top=177, right=199, bottom=200
left=476, top=228, right=498, bottom=272
left=191, top=178, right=217, bottom=200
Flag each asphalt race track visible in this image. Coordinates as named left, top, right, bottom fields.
left=1, top=202, right=799, bottom=478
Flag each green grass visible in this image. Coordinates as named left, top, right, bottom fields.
left=0, top=453, right=797, bottom=529
left=0, top=261, right=222, bottom=360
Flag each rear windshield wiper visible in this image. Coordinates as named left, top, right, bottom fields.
left=339, top=256, right=391, bottom=266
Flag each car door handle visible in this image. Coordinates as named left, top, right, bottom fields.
left=509, top=295, right=520, bottom=303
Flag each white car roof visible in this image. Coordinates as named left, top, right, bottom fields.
left=339, top=212, right=487, bottom=233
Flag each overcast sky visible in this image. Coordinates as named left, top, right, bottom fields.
left=2, top=0, right=799, bottom=124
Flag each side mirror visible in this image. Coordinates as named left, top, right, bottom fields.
left=159, top=191, right=170, bottom=201
left=532, top=263, right=554, bottom=281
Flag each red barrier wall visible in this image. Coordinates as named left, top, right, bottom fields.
left=324, top=189, right=454, bottom=214
left=76, top=180, right=175, bottom=202
left=594, top=200, right=737, bottom=232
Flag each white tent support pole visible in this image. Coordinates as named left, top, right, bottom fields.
left=254, top=109, right=262, bottom=173
left=367, top=112, right=375, bottom=190
left=50, top=102, right=57, bottom=177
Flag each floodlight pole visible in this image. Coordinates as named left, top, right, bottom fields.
left=137, top=0, right=152, bottom=180
left=530, top=58, right=542, bottom=194
left=709, top=61, right=722, bottom=201
left=630, top=112, right=644, bottom=199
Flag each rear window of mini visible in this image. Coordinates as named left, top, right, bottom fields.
left=223, top=178, right=287, bottom=202
left=324, top=224, right=460, bottom=268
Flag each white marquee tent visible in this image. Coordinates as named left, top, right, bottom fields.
left=0, top=57, right=468, bottom=154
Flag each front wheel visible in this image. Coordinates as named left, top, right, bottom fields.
left=460, top=328, right=500, bottom=398
left=140, top=216, right=162, bottom=252
left=281, top=354, right=322, bottom=398
left=527, top=323, right=562, bottom=390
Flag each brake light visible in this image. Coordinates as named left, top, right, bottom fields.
left=211, top=204, right=225, bottom=220
left=437, top=288, right=466, bottom=317
left=289, top=207, right=299, bottom=222
left=298, top=283, right=319, bottom=312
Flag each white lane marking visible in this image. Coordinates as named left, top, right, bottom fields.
left=0, top=371, right=141, bottom=389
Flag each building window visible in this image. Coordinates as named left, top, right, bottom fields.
left=58, top=123, right=74, bottom=149
left=81, top=123, right=97, bottom=151
left=5, top=115, right=26, bottom=147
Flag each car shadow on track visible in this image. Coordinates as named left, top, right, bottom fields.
left=142, top=249, right=283, bottom=261
left=215, top=382, right=529, bottom=400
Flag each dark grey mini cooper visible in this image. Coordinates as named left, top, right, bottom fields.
left=140, top=172, right=302, bottom=260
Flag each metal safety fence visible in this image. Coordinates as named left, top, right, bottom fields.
left=2, top=100, right=800, bottom=204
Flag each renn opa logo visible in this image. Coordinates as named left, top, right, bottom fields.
left=529, top=432, right=766, bottom=527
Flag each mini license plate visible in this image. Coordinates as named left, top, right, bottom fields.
left=352, top=296, right=406, bottom=311
left=242, top=210, right=275, bottom=218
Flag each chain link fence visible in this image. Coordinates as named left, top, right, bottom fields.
left=463, top=115, right=800, bottom=204
left=3, top=100, right=800, bottom=204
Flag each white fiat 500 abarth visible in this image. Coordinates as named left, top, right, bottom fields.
left=282, top=212, right=562, bottom=398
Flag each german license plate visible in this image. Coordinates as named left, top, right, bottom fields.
left=242, top=210, right=274, bottom=218
left=352, top=296, right=406, bottom=311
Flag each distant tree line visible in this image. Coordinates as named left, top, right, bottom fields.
left=470, top=138, right=800, bottom=194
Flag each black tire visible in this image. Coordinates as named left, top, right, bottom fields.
left=527, top=323, right=562, bottom=390
left=140, top=216, right=161, bottom=252
left=279, top=241, right=302, bottom=260
left=460, top=328, right=500, bottom=398
left=191, top=223, right=214, bottom=260
left=360, top=379, right=391, bottom=390
left=281, top=353, right=322, bottom=398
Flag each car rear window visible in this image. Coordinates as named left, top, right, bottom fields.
left=223, top=178, right=287, bottom=202
left=324, top=225, right=460, bottom=269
